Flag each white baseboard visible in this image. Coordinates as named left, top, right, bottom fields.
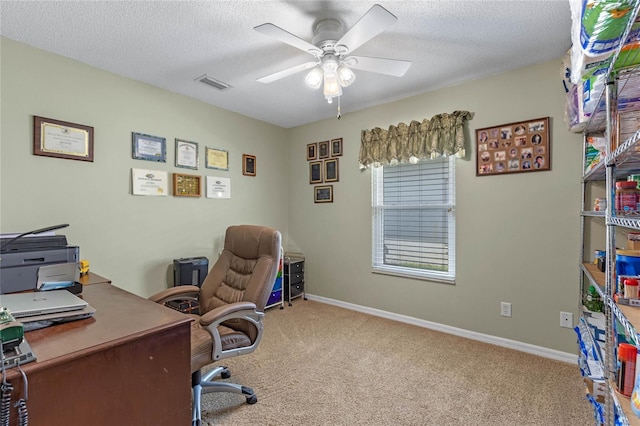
left=304, top=293, right=577, bottom=364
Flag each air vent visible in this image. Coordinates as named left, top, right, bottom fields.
left=196, top=74, right=232, bottom=90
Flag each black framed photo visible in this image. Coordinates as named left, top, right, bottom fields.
left=330, top=138, right=343, bottom=157
left=243, top=154, right=256, bottom=176
left=309, top=161, right=323, bottom=184
left=318, top=140, right=330, bottom=159
left=132, top=132, right=166, bottom=162
left=324, top=158, right=339, bottom=182
left=307, top=143, right=317, bottom=161
left=314, top=185, right=333, bottom=203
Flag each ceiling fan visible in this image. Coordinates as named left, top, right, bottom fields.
left=254, top=4, right=411, bottom=104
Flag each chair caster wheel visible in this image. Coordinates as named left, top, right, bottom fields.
left=246, top=395, right=258, bottom=404
left=221, top=370, right=231, bottom=379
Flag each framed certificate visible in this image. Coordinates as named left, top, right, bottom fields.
left=33, top=116, right=94, bottom=162
left=132, top=132, right=166, bottom=162
left=132, top=168, right=168, bottom=196
left=205, top=147, right=229, bottom=171
left=175, top=139, right=198, bottom=169
left=206, top=176, right=231, bottom=199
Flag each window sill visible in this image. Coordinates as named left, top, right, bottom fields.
left=371, top=267, right=455, bottom=285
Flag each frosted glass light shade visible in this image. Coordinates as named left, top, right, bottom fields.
left=337, top=65, right=355, bottom=87
left=305, top=66, right=323, bottom=89
left=323, top=72, right=342, bottom=99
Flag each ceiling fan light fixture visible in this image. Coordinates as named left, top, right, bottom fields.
left=305, top=66, right=323, bottom=89
left=337, top=64, right=356, bottom=87
left=323, top=71, right=342, bottom=102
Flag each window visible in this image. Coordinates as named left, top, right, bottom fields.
left=371, top=157, right=455, bottom=282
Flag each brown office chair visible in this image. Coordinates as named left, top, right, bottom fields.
left=149, top=225, right=281, bottom=426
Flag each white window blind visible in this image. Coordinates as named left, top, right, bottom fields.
left=371, top=157, right=455, bottom=282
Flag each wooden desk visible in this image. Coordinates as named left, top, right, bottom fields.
left=4, top=283, right=191, bottom=426
left=77, top=271, right=111, bottom=285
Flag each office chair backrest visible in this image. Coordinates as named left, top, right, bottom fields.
left=198, top=225, right=280, bottom=337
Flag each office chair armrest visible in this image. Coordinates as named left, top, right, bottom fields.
left=199, top=301, right=264, bottom=361
left=198, top=301, right=257, bottom=326
left=148, top=285, right=200, bottom=304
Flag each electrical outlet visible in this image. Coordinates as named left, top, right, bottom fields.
left=560, top=311, right=573, bottom=328
left=500, top=302, right=512, bottom=317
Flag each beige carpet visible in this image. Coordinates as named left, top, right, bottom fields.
left=200, top=300, right=593, bottom=425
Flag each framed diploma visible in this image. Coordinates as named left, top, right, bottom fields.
left=175, top=139, right=198, bottom=170
left=33, top=116, right=94, bottom=162
left=132, top=132, right=166, bottom=162
left=206, top=176, right=231, bottom=199
left=132, top=168, right=168, bottom=196
left=173, top=173, right=201, bottom=197
left=205, top=147, right=229, bottom=171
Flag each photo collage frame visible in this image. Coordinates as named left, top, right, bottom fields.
left=475, top=117, right=550, bottom=176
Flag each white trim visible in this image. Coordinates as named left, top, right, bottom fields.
left=304, top=294, right=577, bottom=364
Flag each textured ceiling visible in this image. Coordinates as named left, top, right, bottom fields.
left=0, top=1, right=572, bottom=128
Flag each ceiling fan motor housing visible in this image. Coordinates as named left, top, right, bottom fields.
left=312, top=19, right=344, bottom=53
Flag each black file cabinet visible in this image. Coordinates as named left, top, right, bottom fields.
left=284, top=254, right=306, bottom=306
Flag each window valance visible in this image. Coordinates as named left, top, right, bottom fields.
left=359, top=110, right=473, bottom=169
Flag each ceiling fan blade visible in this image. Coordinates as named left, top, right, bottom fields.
left=334, top=4, right=397, bottom=54
left=257, top=61, right=318, bottom=84
left=347, top=56, right=411, bottom=77
left=254, top=23, right=323, bottom=56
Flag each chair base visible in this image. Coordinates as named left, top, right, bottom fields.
left=191, top=366, right=258, bottom=426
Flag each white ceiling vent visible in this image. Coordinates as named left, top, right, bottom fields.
left=196, top=74, right=232, bottom=90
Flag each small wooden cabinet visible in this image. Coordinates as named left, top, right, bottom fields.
left=284, top=253, right=306, bottom=306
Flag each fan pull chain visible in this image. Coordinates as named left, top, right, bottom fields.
left=337, top=96, right=341, bottom=120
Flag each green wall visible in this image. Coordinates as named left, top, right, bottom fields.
left=287, top=60, right=583, bottom=354
left=1, top=37, right=583, bottom=353
left=0, top=37, right=289, bottom=297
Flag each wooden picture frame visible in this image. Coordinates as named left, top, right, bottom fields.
left=132, top=132, right=166, bottom=162
left=205, top=147, right=229, bottom=171
left=318, top=140, right=330, bottom=159
left=324, top=158, right=339, bottom=182
left=33, top=116, right=94, bottom=162
left=330, top=138, right=343, bottom=157
left=314, top=185, right=333, bottom=203
left=475, top=117, right=550, bottom=176
left=309, top=161, right=323, bottom=184
left=175, top=139, right=198, bottom=170
left=307, top=143, right=317, bottom=160
left=242, top=154, right=256, bottom=176
left=172, top=173, right=201, bottom=197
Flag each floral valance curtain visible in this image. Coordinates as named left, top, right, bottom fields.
left=359, top=110, right=473, bottom=169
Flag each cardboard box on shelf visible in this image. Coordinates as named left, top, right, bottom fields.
left=628, top=232, right=640, bottom=250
